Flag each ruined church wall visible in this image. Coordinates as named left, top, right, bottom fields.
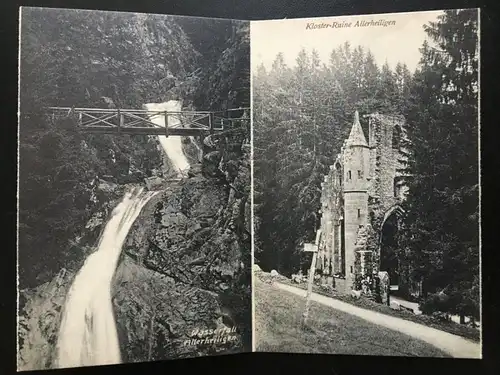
left=366, top=114, right=409, bottom=281
left=317, top=113, right=410, bottom=293
left=320, top=163, right=344, bottom=274
left=320, top=144, right=349, bottom=270
left=367, top=114, right=408, bottom=230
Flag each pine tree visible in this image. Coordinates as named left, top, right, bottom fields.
left=379, top=61, right=399, bottom=113
left=253, top=43, right=411, bottom=275
left=401, top=9, right=479, bottom=321
left=356, top=50, right=381, bottom=113
left=394, top=62, right=414, bottom=113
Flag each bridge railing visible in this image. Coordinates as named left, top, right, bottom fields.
left=46, top=106, right=250, bottom=135
left=212, top=107, right=250, bottom=130
left=48, top=107, right=213, bottom=129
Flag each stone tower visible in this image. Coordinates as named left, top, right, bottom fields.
left=317, top=111, right=409, bottom=294
left=342, top=111, right=371, bottom=289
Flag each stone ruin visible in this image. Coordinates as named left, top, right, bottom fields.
left=315, top=111, right=411, bottom=301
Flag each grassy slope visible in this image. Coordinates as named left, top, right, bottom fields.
left=275, top=277, right=480, bottom=343
left=254, top=278, right=450, bottom=357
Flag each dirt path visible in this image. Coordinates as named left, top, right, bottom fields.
left=275, top=282, right=481, bottom=359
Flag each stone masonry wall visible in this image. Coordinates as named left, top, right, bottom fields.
left=319, top=160, right=344, bottom=275
left=317, top=113, right=410, bottom=294
left=367, top=114, right=409, bottom=280
left=368, top=114, right=408, bottom=225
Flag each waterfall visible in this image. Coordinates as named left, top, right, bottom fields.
left=143, top=101, right=191, bottom=178
left=55, top=100, right=193, bottom=369
left=55, top=187, right=158, bottom=368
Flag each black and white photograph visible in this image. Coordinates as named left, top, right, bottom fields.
left=17, top=7, right=251, bottom=371
left=252, top=9, right=481, bottom=358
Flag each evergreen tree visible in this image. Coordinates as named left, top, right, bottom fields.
left=394, top=62, right=414, bottom=114
left=356, top=50, right=381, bottom=113
left=401, top=9, right=479, bottom=321
left=253, top=45, right=406, bottom=274
left=379, top=61, right=399, bottom=113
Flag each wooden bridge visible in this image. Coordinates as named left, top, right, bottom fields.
left=47, top=107, right=250, bottom=136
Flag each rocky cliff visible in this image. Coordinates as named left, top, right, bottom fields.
left=17, top=179, right=132, bottom=370
left=110, top=127, right=251, bottom=362
left=17, top=124, right=251, bottom=369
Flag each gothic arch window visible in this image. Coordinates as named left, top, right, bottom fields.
left=392, top=125, right=402, bottom=150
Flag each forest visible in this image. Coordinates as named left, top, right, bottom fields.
left=18, top=7, right=250, bottom=289
left=253, top=9, right=479, bottom=319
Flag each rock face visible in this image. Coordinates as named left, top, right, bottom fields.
left=16, top=181, right=132, bottom=370
left=17, top=127, right=251, bottom=368
left=17, top=269, right=75, bottom=371
left=111, top=128, right=251, bottom=362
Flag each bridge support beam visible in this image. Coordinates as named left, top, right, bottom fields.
left=118, top=109, right=122, bottom=133
left=164, top=111, right=169, bottom=137
left=79, top=126, right=208, bottom=136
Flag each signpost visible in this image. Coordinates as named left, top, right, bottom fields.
left=302, top=230, right=321, bottom=326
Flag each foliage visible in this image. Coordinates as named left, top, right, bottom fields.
left=254, top=9, right=479, bottom=319
left=253, top=44, right=412, bottom=275
left=400, top=9, right=479, bottom=319
left=176, top=18, right=250, bottom=111
left=18, top=8, right=249, bottom=288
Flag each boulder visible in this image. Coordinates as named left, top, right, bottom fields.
left=202, top=151, right=223, bottom=177
left=144, top=176, right=164, bottom=190
left=187, top=163, right=202, bottom=178
left=112, top=257, right=240, bottom=362
left=350, top=289, right=362, bottom=299
left=17, top=269, right=76, bottom=371
left=291, top=274, right=303, bottom=283
left=98, top=179, right=118, bottom=192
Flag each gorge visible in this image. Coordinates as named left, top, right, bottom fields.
left=17, top=9, right=250, bottom=370
left=17, top=100, right=251, bottom=370
left=55, top=187, right=158, bottom=368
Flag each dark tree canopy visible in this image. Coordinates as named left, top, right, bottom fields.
left=254, top=42, right=407, bottom=275
left=401, top=9, right=479, bottom=319
left=18, top=8, right=250, bottom=288
left=253, top=9, right=479, bottom=319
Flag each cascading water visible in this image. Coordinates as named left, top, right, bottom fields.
left=144, top=101, right=191, bottom=178
left=55, top=100, right=192, bottom=369
left=55, top=187, right=158, bottom=368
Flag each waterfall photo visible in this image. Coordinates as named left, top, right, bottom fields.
left=251, top=9, right=481, bottom=358
left=17, top=7, right=251, bottom=370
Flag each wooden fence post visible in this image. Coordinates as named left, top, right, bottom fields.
left=164, top=111, right=169, bottom=137
left=302, top=230, right=322, bottom=327
left=302, top=251, right=318, bottom=327
left=208, top=112, right=213, bottom=132
left=117, top=108, right=122, bottom=133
